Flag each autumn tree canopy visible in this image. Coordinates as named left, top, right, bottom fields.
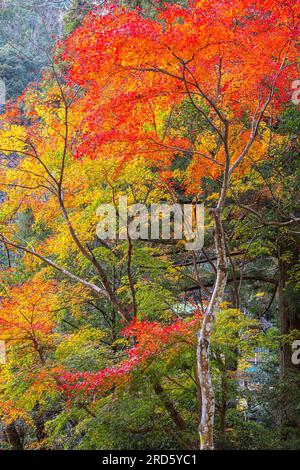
left=0, top=0, right=299, bottom=452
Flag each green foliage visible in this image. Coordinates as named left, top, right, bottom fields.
left=0, top=0, right=299, bottom=452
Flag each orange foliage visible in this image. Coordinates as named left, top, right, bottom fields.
left=62, top=0, right=299, bottom=189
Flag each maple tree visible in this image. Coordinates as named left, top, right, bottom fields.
left=0, top=0, right=299, bottom=451
left=60, top=0, right=299, bottom=449
left=0, top=278, right=58, bottom=362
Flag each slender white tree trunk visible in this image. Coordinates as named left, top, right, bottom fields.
left=198, top=208, right=228, bottom=450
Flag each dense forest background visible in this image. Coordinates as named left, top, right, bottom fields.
left=0, top=0, right=299, bottom=451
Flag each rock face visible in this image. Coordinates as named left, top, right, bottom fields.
left=0, top=0, right=69, bottom=100
left=0, top=1, right=107, bottom=100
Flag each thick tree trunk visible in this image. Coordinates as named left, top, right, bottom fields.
left=278, top=243, right=300, bottom=376
left=197, top=209, right=228, bottom=450
left=277, top=242, right=300, bottom=439
left=5, top=422, right=23, bottom=450
left=32, top=402, right=46, bottom=444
